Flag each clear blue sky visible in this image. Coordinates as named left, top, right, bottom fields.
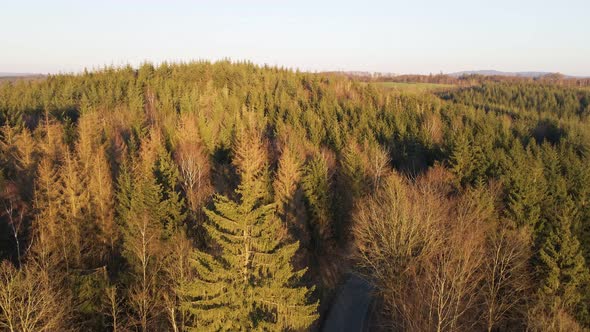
left=1, top=0, right=589, bottom=76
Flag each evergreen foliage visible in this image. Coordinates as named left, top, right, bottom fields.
left=0, top=61, right=589, bottom=330
left=181, top=124, right=318, bottom=331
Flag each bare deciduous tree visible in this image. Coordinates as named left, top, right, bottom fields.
left=162, top=233, right=193, bottom=332
left=174, top=114, right=212, bottom=214
left=1, top=183, right=27, bottom=263
left=482, top=226, right=531, bottom=332
left=364, top=140, right=390, bottom=189
left=125, top=214, right=163, bottom=332
left=353, top=173, right=442, bottom=330
left=353, top=169, right=527, bottom=331
left=0, top=261, right=67, bottom=332
left=103, top=286, right=123, bottom=332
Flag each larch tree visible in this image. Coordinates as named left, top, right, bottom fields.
left=272, top=139, right=312, bottom=272
left=76, top=111, right=117, bottom=263
left=180, top=123, right=318, bottom=331
left=60, top=150, right=88, bottom=269
left=273, top=144, right=302, bottom=230
left=30, top=120, right=69, bottom=273
left=89, top=147, right=117, bottom=262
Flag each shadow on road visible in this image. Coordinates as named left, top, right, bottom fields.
left=322, top=274, right=374, bottom=332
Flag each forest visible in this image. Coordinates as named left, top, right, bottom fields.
left=0, top=61, right=589, bottom=331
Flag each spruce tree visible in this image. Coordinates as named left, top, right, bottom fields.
left=154, top=150, right=186, bottom=237
left=538, top=196, right=589, bottom=322
left=340, top=138, right=368, bottom=200
left=449, top=131, right=474, bottom=187
left=503, top=142, right=546, bottom=231
left=181, top=125, right=318, bottom=331
left=302, top=153, right=333, bottom=243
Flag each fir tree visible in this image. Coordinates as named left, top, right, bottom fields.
left=181, top=125, right=318, bottom=331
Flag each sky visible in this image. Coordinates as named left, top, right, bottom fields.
left=1, top=0, right=589, bottom=76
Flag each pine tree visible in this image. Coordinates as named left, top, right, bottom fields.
left=181, top=125, right=318, bottom=331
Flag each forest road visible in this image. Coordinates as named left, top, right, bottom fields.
left=322, top=274, right=374, bottom=332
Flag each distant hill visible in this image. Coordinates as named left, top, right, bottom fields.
left=449, top=70, right=558, bottom=78
left=322, top=71, right=397, bottom=78
left=0, top=73, right=45, bottom=83
left=0, top=72, right=42, bottom=77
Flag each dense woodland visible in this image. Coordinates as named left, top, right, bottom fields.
left=0, top=61, right=589, bottom=331
left=371, top=73, right=590, bottom=87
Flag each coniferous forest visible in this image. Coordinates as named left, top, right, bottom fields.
left=1, top=61, right=590, bottom=331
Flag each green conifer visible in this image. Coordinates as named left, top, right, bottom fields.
left=538, top=196, right=589, bottom=321
left=181, top=125, right=318, bottom=331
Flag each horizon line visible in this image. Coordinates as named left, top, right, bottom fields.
left=1, top=60, right=588, bottom=79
